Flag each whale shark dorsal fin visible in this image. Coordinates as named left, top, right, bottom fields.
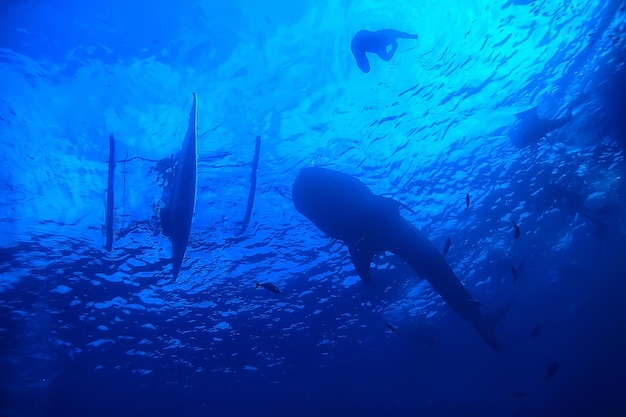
left=348, top=239, right=376, bottom=284
left=374, top=195, right=402, bottom=216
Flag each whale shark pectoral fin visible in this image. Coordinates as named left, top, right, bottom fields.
left=348, top=240, right=375, bottom=284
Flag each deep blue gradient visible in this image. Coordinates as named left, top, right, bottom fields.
left=1, top=1, right=626, bottom=416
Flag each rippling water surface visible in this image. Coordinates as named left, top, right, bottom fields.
left=1, top=1, right=626, bottom=416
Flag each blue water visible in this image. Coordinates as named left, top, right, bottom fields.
left=1, top=0, right=626, bottom=416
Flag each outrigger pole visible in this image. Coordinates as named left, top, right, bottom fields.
left=238, top=135, right=261, bottom=235
left=105, top=134, right=116, bottom=251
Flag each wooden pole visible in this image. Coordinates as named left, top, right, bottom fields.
left=105, top=134, right=115, bottom=251
left=238, top=135, right=261, bottom=235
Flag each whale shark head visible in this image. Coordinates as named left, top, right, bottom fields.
left=292, top=167, right=376, bottom=241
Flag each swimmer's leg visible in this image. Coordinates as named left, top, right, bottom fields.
left=380, top=29, right=418, bottom=40
left=352, top=49, right=371, bottom=73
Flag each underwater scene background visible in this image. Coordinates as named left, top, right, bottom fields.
left=1, top=0, right=626, bottom=416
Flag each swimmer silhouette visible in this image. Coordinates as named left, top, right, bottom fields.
left=351, top=29, right=418, bottom=73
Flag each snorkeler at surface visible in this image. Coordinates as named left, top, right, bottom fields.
left=350, top=29, right=418, bottom=73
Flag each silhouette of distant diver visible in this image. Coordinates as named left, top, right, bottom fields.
left=350, top=29, right=418, bottom=73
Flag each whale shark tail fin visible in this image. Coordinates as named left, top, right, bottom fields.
left=475, top=302, right=512, bottom=351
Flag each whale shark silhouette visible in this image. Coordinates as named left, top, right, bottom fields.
left=292, top=167, right=504, bottom=350
left=160, top=93, right=197, bottom=281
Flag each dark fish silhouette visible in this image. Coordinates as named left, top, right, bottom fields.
left=545, top=360, right=559, bottom=382
left=385, top=321, right=400, bottom=333
left=510, top=390, right=529, bottom=398
left=442, top=237, right=451, bottom=257
left=425, top=335, right=435, bottom=351
left=509, top=106, right=573, bottom=148
left=504, top=0, right=536, bottom=6
left=511, top=265, right=518, bottom=282
left=425, top=327, right=435, bottom=351
left=511, top=220, right=521, bottom=239
left=465, top=193, right=470, bottom=210
left=530, top=322, right=542, bottom=338
left=254, top=282, right=282, bottom=294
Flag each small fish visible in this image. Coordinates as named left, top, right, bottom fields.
left=442, top=237, right=451, bottom=257
left=425, top=334, right=435, bottom=351
left=545, top=360, right=559, bottom=382
left=511, top=265, right=518, bottom=282
left=466, top=298, right=483, bottom=307
left=530, top=322, right=541, bottom=338
left=511, top=220, right=521, bottom=239
left=399, top=201, right=415, bottom=214
left=510, top=390, right=529, bottom=398
left=465, top=193, right=470, bottom=210
left=385, top=321, right=400, bottom=333
left=254, top=281, right=282, bottom=294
